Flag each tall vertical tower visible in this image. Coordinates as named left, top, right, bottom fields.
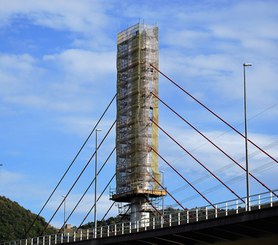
left=111, top=23, right=166, bottom=226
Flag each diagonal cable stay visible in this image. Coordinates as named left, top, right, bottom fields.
left=151, top=147, right=215, bottom=208
left=153, top=93, right=277, bottom=198
left=25, top=94, right=116, bottom=237
left=152, top=119, right=244, bottom=202
left=40, top=120, right=116, bottom=235
left=57, top=147, right=116, bottom=233
left=150, top=64, right=277, bottom=165
left=77, top=173, right=116, bottom=230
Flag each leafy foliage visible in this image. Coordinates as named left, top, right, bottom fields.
left=80, top=215, right=124, bottom=229
left=0, top=196, right=56, bottom=242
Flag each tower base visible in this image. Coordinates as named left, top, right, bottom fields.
left=130, top=197, right=150, bottom=228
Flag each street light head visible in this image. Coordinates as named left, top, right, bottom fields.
left=96, top=129, right=102, bottom=132
left=243, top=63, right=252, bottom=67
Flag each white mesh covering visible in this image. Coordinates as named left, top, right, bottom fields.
left=115, top=23, right=161, bottom=199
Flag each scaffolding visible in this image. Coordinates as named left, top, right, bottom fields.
left=111, top=24, right=166, bottom=225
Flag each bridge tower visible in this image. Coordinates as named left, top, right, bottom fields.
left=111, top=23, right=166, bottom=227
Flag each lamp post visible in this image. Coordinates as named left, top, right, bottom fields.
left=159, top=170, right=165, bottom=217
left=94, top=129, right=102, bottom=237
left=243, top=63, right=252, bottom=211
left=62, top=195, right=66, bottom=234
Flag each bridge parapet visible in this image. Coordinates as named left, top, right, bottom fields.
left=1, top=190, right=277, bottom=245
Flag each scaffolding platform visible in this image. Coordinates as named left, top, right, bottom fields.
left=111, top=188, right=166, bottom=203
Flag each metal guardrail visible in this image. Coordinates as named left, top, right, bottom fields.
left=1, top=190, right=277, bottom=245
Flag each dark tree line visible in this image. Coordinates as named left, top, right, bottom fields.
left=0, top=196, right=56, bottom=242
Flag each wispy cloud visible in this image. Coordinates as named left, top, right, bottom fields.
left=43, top=49, right=115, bottom=80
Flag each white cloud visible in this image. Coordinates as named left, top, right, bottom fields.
left=158, top=122, right=278, bottom=177
left=43, top=49, right=115, bottom=79
left=0, top=50, right=116, bottom=117
left=0, top=0, right=110, bottom=33
left=156, top=0, right=278, bottom=116
left=0, top=53, right=35, bottom=71
left=0, top=54, right=37, bottom=94
left=0, top=170, right=25, bottom=184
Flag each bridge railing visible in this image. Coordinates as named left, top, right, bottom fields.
left=1, top=189, right=277, bottom=245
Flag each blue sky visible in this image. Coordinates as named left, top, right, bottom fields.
left=0, top=0, right=277, bottom=228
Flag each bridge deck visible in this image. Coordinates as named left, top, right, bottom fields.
left=2, top=193, right=277, bottom=245
left=71, top=205, right=278, bottom=245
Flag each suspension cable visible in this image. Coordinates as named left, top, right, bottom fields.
left=40, top=120, right=116, bottom=235
left=152, top=93, right=277, bottom=198
left=57, top=147, right=116, bottom=233
left=152, top=119, right=244, bottom=202
left=151, top=147, right=215, bottom=208
left=146, top=198, right=168, bottom=223
left=150, top=64, right=278, bottom=164
left=101, top=201, right=116, bottom=223
left=77, top=173, right=116, bottom=229
left=151, top=174, right=187, bottom=211
left=25, top=94, right=116, bottom=237
left=171, top=140, right=278, bottom=196
left=118, top=205, right=131, bottom=223
left=177, top=161, right=277, bottom=206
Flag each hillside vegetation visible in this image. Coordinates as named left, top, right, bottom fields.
left=0, top=196, right=56, bottom=242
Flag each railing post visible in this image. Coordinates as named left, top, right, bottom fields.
left=137, top=221, right=139, bottom=232
left=25, top=239, right=27, bottom=245
left=54, top=235, right=57, bottom=245
left=178, top=212, right=180, bottom=225
left=205, top=207, right=208, bottom=220
left=258, top=194, right=261, bottom=209
left=42, top=236, right=45, bottom=245
left=152, top=218, right=155, bottom=230
left=245, top=198, right=248, bottom=211
left=196, top=209, right=198, bottom=222
left=169, top=214, right=172, bottom=227
left=100, top=227, right=103, bottom=238
left=114, top=224, right=117, bottom=236
left=87, top=229, right=89, bottom=239
left=37, top=237, right=39, bottom=245
left=236, top=200, right=239, bottom=214
left=160, top=216, right=163, bottom=228
left=225, top=202, right=228, bottom=216
left=215, top=205, right=218, bottom=218
left=122, top=223, right=124, bottom=234
left=80, top=230, right=83, bottom=241
left=186, top=210, right=189, bottom=223
left=73, top=232, right=76, bottom=242
left=61, top=233, right=63, bottom=244
left=129, top=222, right=132, bottom=233
left=30, top=238, right=33, bottom=245
left=270, top=192, right=273, bottom=207
left=67, top=233, right=69, bottom=243
left=107, top=225, right=110, bottom=237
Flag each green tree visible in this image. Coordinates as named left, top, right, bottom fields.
left=0, top=196, right=56, bottom=242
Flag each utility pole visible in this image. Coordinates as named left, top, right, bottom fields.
left=160, top=170, right=165, bottom=217
left=243, top=63, right=252, bottom=211
left=94, top=129, right=102, bottom=237
left=62, top=195, right=66, bottom=234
